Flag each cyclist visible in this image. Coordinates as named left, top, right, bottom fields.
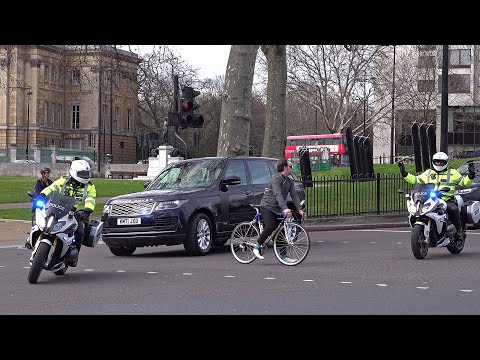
left=253, top=158, right=306, bottom=262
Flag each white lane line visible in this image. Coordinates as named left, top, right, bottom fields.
left=341, top=241, right=349, bottom=244
left=340, top=281, right=352, bottom=284
left=376, top=283, right=388, bottom=287
left=22, top=266, right=30, bottom=269
left=264, top=277, right=276, bottom=280
left=302, top=279, right=315, bottom=282
left=460, top=289, right=473, bottom=293
left=0, top=265, right=4, bottom=268
left=224, top=275, right=235, bottom=278
left=395, top=242, right=403, bottom=244
left=317, top=240, right=324, bottom=243
left=416, top=286, right=429, bottom=290
left=369, top=241, right=377, bottom=244
left=182, top=272, right=192, bottom=276
left=349, top=229, right=411, bottom=233
left=84, top=269, right=94, bottom=272
left=147, top=271, right=158, bottom=274
left=116, top=270, right=126, bottom=273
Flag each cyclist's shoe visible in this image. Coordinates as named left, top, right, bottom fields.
left=252, top=243, right=264, bottom=260
left=281, top=254, right=297, bottom=264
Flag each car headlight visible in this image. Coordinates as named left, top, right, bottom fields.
left=154, top=200, right=188, bottom=211
left=103, top=204, right=112, bottom=214
left=51, top=221, right=66, bottom=233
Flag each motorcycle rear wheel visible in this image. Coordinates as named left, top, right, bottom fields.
left=411, top=224, right=429, bottom=260
left=28, top=241, right=50, bottom=284
left=447, top=231, right=466, bottom=254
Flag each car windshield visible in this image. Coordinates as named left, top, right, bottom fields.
left=147, top=159, right=224, bottom=190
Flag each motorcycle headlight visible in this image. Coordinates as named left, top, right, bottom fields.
left=35, top=210, right=46, bottom=229
left=408, top=203, right=417, bottom=213
left=103, top=204, right=112, bottom=214
left=422, top=202, right=431, bottom=211
left=51, top=221, right=66, bottom=233
left=154, top=200, right=188, bottom=211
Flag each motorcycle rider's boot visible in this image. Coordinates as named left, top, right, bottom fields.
left=455, top=227, right=465, bottom=241
left=66, top=246, right=79, bottom=267
left=24, top=237, right=32, bottom=249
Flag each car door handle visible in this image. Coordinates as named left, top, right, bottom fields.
left=244, top=191, right=252, bottom=195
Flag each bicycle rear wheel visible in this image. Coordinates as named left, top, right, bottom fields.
left=230, top=222, right=260, bottom=264
left=273, top=222, right=310, bottom=266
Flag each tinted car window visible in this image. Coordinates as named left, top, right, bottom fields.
left=247, top=160, right=272, bottom=185
left=224, top=160, right=247, bottom=185
left=147, top=159, right=223, bottom=190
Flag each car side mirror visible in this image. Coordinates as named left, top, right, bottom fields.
left=144, top=182, right=150, bottom=190
left=220, top=176, right=241, bottom=191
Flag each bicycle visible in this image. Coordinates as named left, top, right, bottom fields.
left=230, top=205, right=310, bottom=266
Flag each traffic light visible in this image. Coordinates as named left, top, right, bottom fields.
left=179, top=86, right=204, bottom=128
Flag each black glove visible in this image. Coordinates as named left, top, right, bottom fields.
left=468, top=163, right=476, bottom=179
left=76, top=210, right=91, bottom=223
left=398, top=161, right=407, bottom=177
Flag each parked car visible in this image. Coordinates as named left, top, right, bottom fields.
left=101, top=156, right=305, bottom=257
left=455, top=159, right=480, bottom=228
left=56, top=155, right=95, bottom=167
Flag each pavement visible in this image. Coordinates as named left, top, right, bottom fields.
left=0, top=198, right=410, bottom=247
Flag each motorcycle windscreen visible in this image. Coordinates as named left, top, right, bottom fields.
left=411, top=183, right=435, bottom=203
left=45, top=192, right=76, bottom=219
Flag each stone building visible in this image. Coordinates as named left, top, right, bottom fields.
left=0, top=45, right=140, bottom=163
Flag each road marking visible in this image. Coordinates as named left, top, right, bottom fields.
left=22, top=266, right=30, bottom=269
left=349, top=229, right=411, bottom=233
left=84, top=269, right=94, bottom=272
left=416, top=286, right=429, bottom=289
left=342, top=241, right=349, bottom=244
left=460, top=289, right=473, bottom=293
left=0, top=265, right=4, bottom=267
left=302, top=279, right=315, bottom=282
left=395, top=242, right=403, bottom=244
left=116, top=270, right=126, bottom=273
left=369, top=241, right=377, bottom=244
left=317, top=240, right=324, bottom=243
left=264, top=277, right=276, bottom=280
left=224, top=275, right=235, bottom=278
left=147, top=271, right=158, bottom=274
left=182, top=273, right=192, bottom=276
left=340, top=281, right=352, bottom=284
left=376, top=283, right=388, bottom=287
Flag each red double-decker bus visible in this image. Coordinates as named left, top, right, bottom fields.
left=285, top=133, right=348, bottom=165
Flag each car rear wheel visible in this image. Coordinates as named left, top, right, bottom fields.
left=184, top=213, right=213, bottom=256
left=108, top=245, right=136, bottom=256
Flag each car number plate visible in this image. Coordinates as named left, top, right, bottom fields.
left=117, top=218, right=141, bottom=225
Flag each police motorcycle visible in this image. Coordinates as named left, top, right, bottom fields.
left=26, top=191, right=102, bottom=284
left=397, top=183, right=480, bottom=260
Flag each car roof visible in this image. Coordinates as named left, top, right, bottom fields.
left=170, top=156, right=278, bottom=164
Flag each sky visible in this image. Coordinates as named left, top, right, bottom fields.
left=131, top=45, right=231, bottom=79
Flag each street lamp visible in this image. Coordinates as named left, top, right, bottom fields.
left=26, top=91, right=33, bottom=160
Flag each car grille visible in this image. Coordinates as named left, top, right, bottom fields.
left=111, top=202, right=156, bottom=216
left=154, top=217, right=178, bottom=231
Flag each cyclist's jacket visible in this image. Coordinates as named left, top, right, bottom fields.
left=41, top=176, right=97, bottom=212
left=260, top=173, right=302, bottom=214
left=404, top=167, right=472, bottom=201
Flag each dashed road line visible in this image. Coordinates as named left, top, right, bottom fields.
left=416, top=286, right=429, bottom=289
left=340, top=281, right=352, bottom=284
left=264, top=277, right=276, bottom=280
left=376, top=283, right=388, bottom=287
left=460, top=289, right=473, bottom=293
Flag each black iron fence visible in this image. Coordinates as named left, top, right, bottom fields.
left=303, top=173, right=413, bottom=218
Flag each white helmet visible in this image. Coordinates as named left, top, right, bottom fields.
left=432, top=151, right=449, bottom=172
left=70, top=159, right=91, bottom=184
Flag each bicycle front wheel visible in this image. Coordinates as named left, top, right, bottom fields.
left=273, top=223, right=310, bottom=266
left=230, top=222, right=260, bottom=264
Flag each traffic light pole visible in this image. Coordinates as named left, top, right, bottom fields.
left=173, top=75, right=188, bottom=159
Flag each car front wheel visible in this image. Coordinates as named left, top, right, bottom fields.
left=184, top=213, right=213, bottom=256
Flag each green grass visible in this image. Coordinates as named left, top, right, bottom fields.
left=0, top=177, right=146, bottom=203
left=0, top=203, right=105, bottom=221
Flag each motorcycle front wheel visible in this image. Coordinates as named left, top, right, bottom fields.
left=411, top=224, right=429, bottom=260
left=28, top=241, right=51, bottom=284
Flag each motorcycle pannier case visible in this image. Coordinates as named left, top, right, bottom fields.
left=464, top=201, right=480, bottom=224
left=82, top=220, right=103, bottom=248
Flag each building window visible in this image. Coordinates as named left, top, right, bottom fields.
left=51, top=102, right=55, bottom=127
left=418, top=80, right=435, bottom=93
left=51, top=67, right=57, bottom=84
left=127, top=77, right=131, bottom=91
left=44, top=101, right=48, bottom=126
left=103, top=104, right=108, bottom=130
left=417, top=56, right=435, bottom=69
left=438, top=48, right=471, bottom=68
left=45, top=138, right=49, bottom=147
left=88, top=133, right=95, bottom=147
left=115, top=107, right=119, bottom=131
left=72, top=69, right=81, bottom=85
left=44, top=65, right=49, bottom=83
left=438, top=74, right=471, bottom=94
left=72, top=104, right=80, bottom=129
left=127, top=108, right=131, bottom=132
left=58, top=104, right=62, bottom=128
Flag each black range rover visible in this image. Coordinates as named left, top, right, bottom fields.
left=101, top=156, right=305, bottom=256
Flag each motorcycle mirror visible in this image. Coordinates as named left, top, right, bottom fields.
left=397, top=189, right=405, bottom=194
left=439, top=187, right=450, bottom=192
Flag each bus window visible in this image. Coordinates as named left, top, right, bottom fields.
left=332, top=138, right=341, bottom=144
left=324, top=138, right=333, bottom=145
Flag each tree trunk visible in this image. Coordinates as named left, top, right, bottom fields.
left=217, top=45, right=258, bottom=156
left=261, top=45, right=287, bottom=159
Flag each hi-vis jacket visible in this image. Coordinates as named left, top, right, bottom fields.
left=404, top=167, right=472, bottom=201
left=41, top=176, right=97, bottom=212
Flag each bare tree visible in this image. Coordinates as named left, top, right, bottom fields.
left=217, top=45, right=259, bottom=156
left=260, top=45, right=287, bottom=158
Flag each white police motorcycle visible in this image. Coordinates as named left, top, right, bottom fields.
left=26, top=191, right=102, bottom=284
left=397, top=183, right=480, bottom=260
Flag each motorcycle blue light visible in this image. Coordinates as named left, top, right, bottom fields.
left=430, top=192, right=437, bottom=198
left=35, top=200, right=45, bottom=208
